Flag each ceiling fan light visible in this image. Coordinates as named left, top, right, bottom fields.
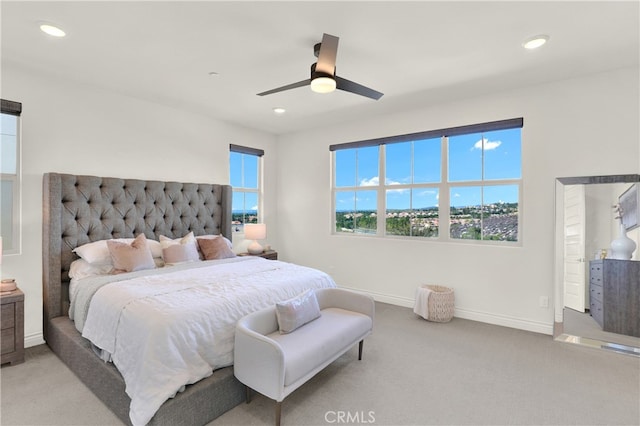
left=310, top=77, right=336, bottom=94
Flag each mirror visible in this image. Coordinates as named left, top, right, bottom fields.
left=554, top=174, right=640, bottom=356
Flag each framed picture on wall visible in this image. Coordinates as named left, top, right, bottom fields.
left=619, top=183, right=639, bottom=231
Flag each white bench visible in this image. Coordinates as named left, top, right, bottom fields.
left=234, top=288, right=375, bottom=425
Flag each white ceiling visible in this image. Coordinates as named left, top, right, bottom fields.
left=2, top=1, right=639, bottom=135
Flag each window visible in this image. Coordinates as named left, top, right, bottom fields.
left=1, top=99, right=21, bottom=253
left=334, top=146, right=379, bottom=234
left=331, top=118, right=523, bottom=244
left=230, top=144, right=263, bottom=233
left=448, top=128, right=521, bottom=241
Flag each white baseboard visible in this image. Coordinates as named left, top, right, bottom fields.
left=24, top=332, right=45, bottom=348
left=453, top=307, right=553, bottom=335
left=339, top=285, right=554, bottom=336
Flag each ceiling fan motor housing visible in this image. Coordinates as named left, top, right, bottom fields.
left=310, top=62, right=335, bottom=80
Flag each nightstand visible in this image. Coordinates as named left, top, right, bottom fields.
left=1, top=287, right=24, bottom=365
left=239, top=250, right=278, bottom=260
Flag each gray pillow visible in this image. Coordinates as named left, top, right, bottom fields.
left=275, top=289, right=321, bottom=334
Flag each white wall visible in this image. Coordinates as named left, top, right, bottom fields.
left=276, top=67, right=640, bottom=335
left=0, top=63, right=278, bottom=347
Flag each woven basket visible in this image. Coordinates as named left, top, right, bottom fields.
left=423, top=285, right=455, bottom=323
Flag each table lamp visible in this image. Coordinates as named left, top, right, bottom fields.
left=244, top=223, right=266, bottom=254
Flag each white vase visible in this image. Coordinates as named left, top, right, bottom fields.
left=609, top=222, right=637, bottom=260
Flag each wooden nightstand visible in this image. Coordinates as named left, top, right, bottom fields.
left=1, top=287, right=24, bottom=365
left=239, top=250, right=278, bottom=260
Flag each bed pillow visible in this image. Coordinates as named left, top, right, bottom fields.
left=160, top=232, right=200, bottom=265
left=197, top=236, right=236, bottom=260
left=275, top=289, right=321, bottom=334
left=73, top=238, right=162, bottom=264
left=68, top=259, right=114, bottom=280
left=106, top=234, right=156, bottom=273
left=195, top=235, right=233, bottom=259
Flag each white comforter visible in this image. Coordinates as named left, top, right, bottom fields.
left=75, top=257, right=336, bottom=426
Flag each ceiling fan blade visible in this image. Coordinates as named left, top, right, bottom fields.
left=257, top=79, right=311, bottom=96
left=335, top=76, right=383, bottom=100
left=315, top=33, right=339, bottom=76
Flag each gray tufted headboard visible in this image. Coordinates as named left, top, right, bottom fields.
left=42, top=173, right=232, bottom=339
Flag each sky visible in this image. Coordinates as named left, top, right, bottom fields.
left=335, top=128, right=521, bottom=211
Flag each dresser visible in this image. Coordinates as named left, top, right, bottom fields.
left=589, top=259, right=640, bottom=337
left=1, top=287, right=24, bottom=365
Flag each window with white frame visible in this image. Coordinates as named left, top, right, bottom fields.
left=230, top=144, right=263, bottom=233
left=1, top=99, right=22, bottom=254
left=331, top=118, right=523, bottom=243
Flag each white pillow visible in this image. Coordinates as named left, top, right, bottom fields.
left=275, top=289, right=321, bottom=334
left=160, top=232, right=200, bottom=265
left=69, top=259, right=114, bottom=280
left=73, top=237, right=162, bottom=264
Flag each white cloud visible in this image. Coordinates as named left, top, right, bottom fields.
left=473, top=138, right=502, bottom=151
left=251, top=205, right=258, bottom=211
left=360, top=176, right=379, bottom=186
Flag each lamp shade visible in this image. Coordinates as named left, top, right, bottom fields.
left=244, top=223, right=266, bottom=240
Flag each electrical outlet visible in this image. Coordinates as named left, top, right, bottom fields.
left=539, top=296, right=549, bottom=308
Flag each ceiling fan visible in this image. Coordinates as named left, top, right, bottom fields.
left=257, top=33, right=383, bottom=100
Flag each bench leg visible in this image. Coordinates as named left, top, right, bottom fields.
left=246, top=386, right=252, bottom=404
left=275, top=401, right=282, bottom=426
left=358, top=340, right=364, bottom=360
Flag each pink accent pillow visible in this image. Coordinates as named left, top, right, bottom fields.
left=159, top=232, right=200, bottom=265
left=197, top=237, right=236, bottom=260
left=195, top=235, right=233, bottom=259
left=106, top=234, right=156, bottom=273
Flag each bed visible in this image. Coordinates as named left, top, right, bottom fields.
left=42, top=172, right=336, bottom=426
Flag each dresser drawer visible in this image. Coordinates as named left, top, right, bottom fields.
left=590, top=300, right=604, bottom=327
left=589, top=263, right=603, bottom=283
left=0, top=303, right=15, bottom=330
left=589, top=284, right=603, bottom=303
left=0, top=328, right=15, bottom=354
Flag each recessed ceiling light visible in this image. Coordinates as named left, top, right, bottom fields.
left=522, top=35, right=549, bottom=50
left=273, top=107, right=286, bottom=114
left=40, top=23, right=66, bottom=37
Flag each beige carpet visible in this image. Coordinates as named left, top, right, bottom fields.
left=2, top=302, right=639, bottom=426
